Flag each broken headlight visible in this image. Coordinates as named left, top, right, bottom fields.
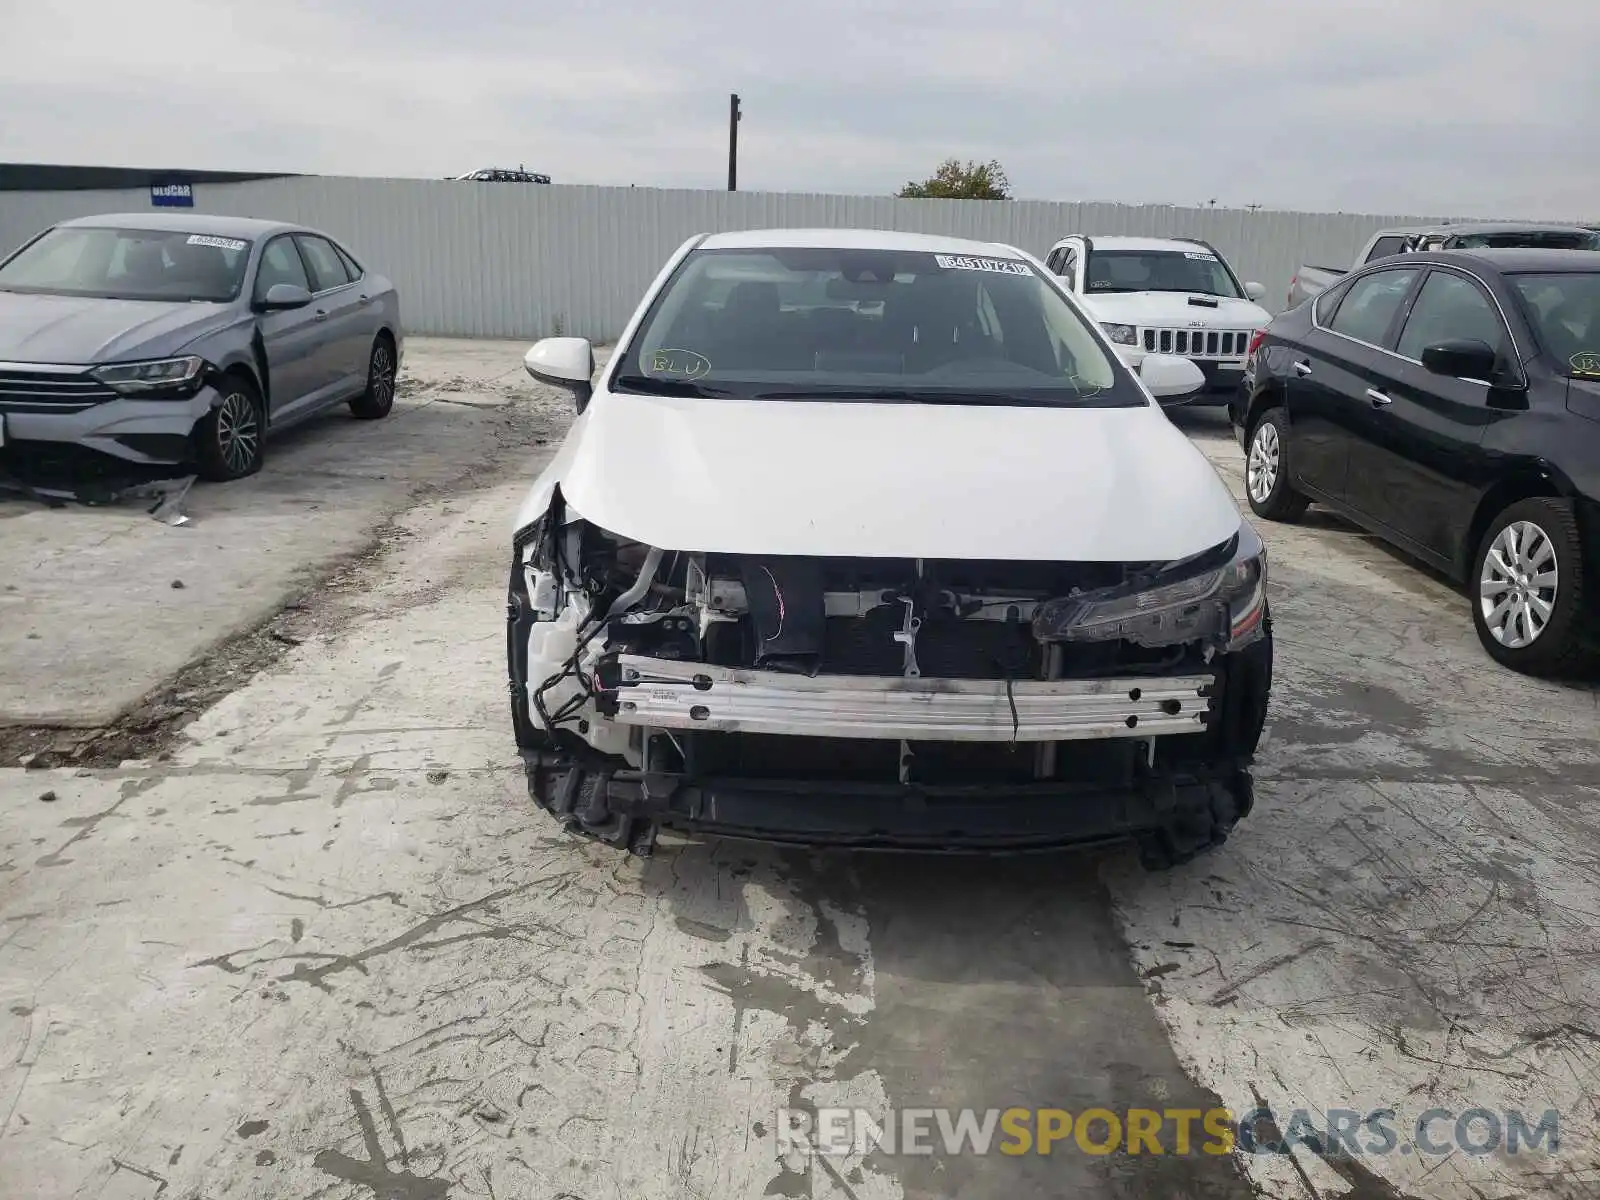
left=1031, top=523, right=1268, bottom=650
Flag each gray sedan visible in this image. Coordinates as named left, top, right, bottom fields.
left=0, top=212, right=403, bottom=481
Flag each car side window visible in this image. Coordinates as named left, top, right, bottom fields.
left=1364, top=235, right=1408, bottom=263
left=1063, top=250, right=1079, bottom=283
left=254, top=236, right=311, bottom=300
left=1395, top=270, right=1507, bottom=363
left=296, top=236, right=351, bottom=292
left=1328, top=268, right=1420, bottom=346
left=334, top=242, right=364, bottom=281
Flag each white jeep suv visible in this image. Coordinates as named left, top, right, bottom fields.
left=1045, top=235, right=1271, bottom=406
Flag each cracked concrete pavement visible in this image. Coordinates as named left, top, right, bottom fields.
left=0, top=338, right=567, bottom=729
left=1, top=365, right=1598, bottom=1199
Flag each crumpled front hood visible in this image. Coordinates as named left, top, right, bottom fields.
left=1080, top=291, right=1271, bottom=329
left=520, top=391, right=1242, bottom=561
left=0, top=292, right=233, bottom=363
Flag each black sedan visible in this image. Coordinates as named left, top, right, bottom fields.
left=1233, top=248, right=1600, bottom=675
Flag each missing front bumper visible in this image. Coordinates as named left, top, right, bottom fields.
left=612, top=655, right=1214, bottom=742
left=521, top=751, right=1255, bottom=862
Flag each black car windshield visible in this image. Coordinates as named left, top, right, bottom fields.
left=1084, top=249, right=1243, bottom=298
left=0, top=226, right=252, bottom=303
left=614, top=247, right=1129, bottom=407
left=1511, top=272, right=1600, bottom=375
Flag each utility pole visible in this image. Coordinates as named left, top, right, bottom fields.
left=728, top=93, right=741, bottom=191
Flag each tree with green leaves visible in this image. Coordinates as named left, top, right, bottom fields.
left=898, top=159, right=1012, bottom=200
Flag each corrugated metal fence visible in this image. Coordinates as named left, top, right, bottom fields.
left=0, top=176, right=1476, bottom=339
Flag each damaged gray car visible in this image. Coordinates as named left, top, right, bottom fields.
left=0, top=212, right=402, bottom=481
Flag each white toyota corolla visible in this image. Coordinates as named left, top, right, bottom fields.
left=506, top=229, right=1273, bottom=868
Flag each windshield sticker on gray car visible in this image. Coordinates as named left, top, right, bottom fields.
left=649, top=348, right=711, bottom=378
left=186, top=235, right=247, bottom=251
left=1183, top=251, right=1219, bottom=261
left=934, top=255, right=1031, bottom=276
left=1571, top=352, right=1600, bottom=376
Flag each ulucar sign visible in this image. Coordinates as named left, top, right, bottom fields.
left=150, top=182, right=194, bottom=208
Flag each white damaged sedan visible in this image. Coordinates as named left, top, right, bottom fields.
left=506, top=229, right=1272, bottom=868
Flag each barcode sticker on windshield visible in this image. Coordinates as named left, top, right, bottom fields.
left=187, top=235, right=247, bottom=251
left=935, top=254, right=1031, bottom=275
left=1183, top=251, right=1218, bottom=261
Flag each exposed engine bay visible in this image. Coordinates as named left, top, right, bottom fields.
left=507, top=489, right=1272, bottom=866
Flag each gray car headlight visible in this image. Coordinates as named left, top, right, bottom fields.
left=91, top=355, right=206, bottom=397
left=1032, top=523, right=1268, bottom=650
left=1100, top=323, right=1138, bottom=346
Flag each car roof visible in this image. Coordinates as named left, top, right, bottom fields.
left=1374, top=221, right=1594, bottom=237
left=56, top=212, right=300, bottom=238
left=1054, top=235, right=1210, bottom=253
left=1414, top=247, right=1600, bottom=274
left=697, top=228, right=1026, bottom=257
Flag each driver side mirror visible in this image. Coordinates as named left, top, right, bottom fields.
left=1244, top=281, right=1267, bottom=302
left=1420, top=338, right=1499, bottom=382
left=524, top=337, right=595, bottom=412
left=254, top=282, right=312, bottom=312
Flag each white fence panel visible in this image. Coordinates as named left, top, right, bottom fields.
left=0, top=177, right=1494, bottom=339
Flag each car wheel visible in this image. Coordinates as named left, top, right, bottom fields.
left=1471, top=497, right=1593, bottom=676
left=349, top=335, right=397, bottom=420
left=193, top=376, right=265, bottom=482
left=1244, top=408, right=1310, bottom=522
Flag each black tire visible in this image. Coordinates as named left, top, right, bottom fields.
left=1243, top=408, right=1310, bottom=522
left=1469, top=497, right=1595, bottom=676
left=349, top=334, right=397, bottom=420
left=193, top=375, right=265, bottom=482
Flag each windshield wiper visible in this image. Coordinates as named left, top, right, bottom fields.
left=612, top=374, right=736, bottom=398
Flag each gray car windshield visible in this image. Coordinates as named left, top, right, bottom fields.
left=1085, top=250, right=1243, bottom=298
left=1512, top=272, right=1600, bottom=374
left=615, top=247, right=1125, bottom=407
left=0, top=226, right=252, bottom=303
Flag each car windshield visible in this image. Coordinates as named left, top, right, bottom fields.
left=615, top=247, right=1128, bottom=407
left=1085, top=249, right=1243, bottom=298
left=0, top=225, right=252, bottom=303
left=1511, top=272, right=1600, bottom=375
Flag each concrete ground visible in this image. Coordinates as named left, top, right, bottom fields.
left=0, top=338, right=565, bottom=731
left=1, top=363, right=1597, bottom=1200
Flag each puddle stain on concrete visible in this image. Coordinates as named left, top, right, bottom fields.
left=313, top=1086, right=449, bottom=1200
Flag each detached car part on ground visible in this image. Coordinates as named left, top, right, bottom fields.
left=0, top=213, right=402, bottom=482
left=505, top=229, right=1273, bottom=867
left=1237, top=247, right=1600, bottom=675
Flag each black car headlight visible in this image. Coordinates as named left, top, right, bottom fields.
left=91, top=355, right=207, bottom=398
left=1100, top=322, right=1138, bottom=346
left=1032, top=523, right=1268, bottom=651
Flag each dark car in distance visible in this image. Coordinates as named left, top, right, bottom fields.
left=1233, top=248, right=1600, bottom=675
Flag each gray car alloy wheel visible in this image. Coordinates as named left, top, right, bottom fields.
left=1479, top=520, right=1559, bottom=649
left=371, top=342, right=395, bottom=410
left=1247, top=421, right=1280, bottom=504
left=216, top=389, right=261, bottom=475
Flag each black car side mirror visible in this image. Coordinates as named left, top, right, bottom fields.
left=1420, top=338, right=1499, bottom=382
left=254, top=282, right=313, bottom=312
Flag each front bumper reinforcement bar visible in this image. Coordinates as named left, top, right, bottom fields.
left=612, top=655, right=1214, bottom=742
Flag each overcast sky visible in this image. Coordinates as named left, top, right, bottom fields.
left=3, top=0, right=1596, bottom=219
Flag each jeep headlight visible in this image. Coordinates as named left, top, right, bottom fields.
left=1100, top=322, right=1138, bottom=346
left=91, top=355, right=206, bottom=397
left=1032, top=523, right=1268, bottom=650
